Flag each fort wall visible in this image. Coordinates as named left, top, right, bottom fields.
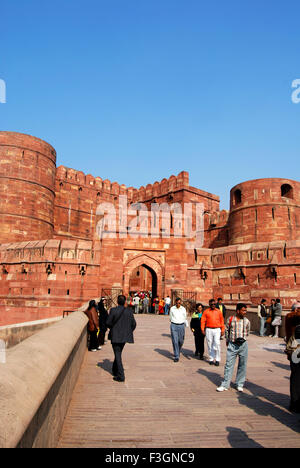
left=54, top=166, right=220, bottom=240
left=211, top=240, right=300, bottom=307
left=0, top=239, right=101, bottom=326
left=0, top=132, right=299, bottom=326
left=0, top=311, right=88, bottom=448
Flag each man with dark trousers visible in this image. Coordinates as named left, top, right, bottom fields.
left=216, top=297, right=227, bottom=320
left=106, top=295, right=136, bottom=382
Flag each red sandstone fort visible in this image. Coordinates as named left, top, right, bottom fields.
left=0, top=131, right=299, bottom=326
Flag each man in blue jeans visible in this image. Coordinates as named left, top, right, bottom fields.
left=217, top=303, right=250, bottom=393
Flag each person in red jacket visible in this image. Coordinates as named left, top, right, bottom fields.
left=201, top=298, right=225, bottom=366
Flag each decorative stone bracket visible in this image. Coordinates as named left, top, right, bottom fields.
left=46, top=264, right=54, bottom=276
left=233, top=267, right=246, bottom=280
left=200, top=269, right=208, bottom=280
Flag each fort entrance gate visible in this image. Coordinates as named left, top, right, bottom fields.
left=129, top=264, right=158, bottom=299
left=123, top=253, right=164, bottom=300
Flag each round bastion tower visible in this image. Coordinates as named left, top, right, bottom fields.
left=228, top=178, right=300, bottom=245
left=0, top=132, right=56, bottom=244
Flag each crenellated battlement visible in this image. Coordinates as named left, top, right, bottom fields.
left=56, top=166, right=190, bottom=201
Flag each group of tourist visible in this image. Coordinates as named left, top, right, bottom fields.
left=257, top=298, right=282, bottom=338
left=170, top=296, right=249, bottom=393
left=128, top=291, right=151, bottom=314
left=128, top=292, right=172, bottom=315
left=170, top=297, right=300, bottom=410
left=85, top=295, right=136, bottom=382
left=85, top=295, right=300, bottom=413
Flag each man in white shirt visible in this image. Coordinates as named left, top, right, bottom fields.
left=170, top=298, right=187, bottom=362
left=133, top=295, right=140, bottom=315
left=164, top=295, right=171, bottom=315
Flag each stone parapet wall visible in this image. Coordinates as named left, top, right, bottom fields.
left=0, top=311, right=88, bottom=448
left=0, top=317, right=61, bottom=348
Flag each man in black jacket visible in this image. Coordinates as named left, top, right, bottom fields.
left=106, top=295, right=137, bottom=382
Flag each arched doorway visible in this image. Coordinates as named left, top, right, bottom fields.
left=123, top=254, right=164, bottom=299
left=129, top=264, right=158, bottom=299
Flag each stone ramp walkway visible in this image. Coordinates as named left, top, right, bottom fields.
left=58, top=315, right=300, bottom=448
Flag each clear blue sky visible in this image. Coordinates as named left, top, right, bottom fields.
left=1, top=0, right=300, bottom=209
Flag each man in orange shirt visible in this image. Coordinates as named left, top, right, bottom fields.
left=201, top=298, right=225, bottom=366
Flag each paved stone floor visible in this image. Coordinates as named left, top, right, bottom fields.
left=58, top=315, right=300, bottom=448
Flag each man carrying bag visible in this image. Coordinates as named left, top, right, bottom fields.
left=106, top=295, right=136, bottom=382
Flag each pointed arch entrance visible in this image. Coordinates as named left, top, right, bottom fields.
left=129, top=264, right=158, bottom=298
left=123, top=254, right=164, bottom=299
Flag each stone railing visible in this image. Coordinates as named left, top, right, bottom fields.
left=0, top=317, right=62, bottom=348
left=0, top=311, right=88, bottom=448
